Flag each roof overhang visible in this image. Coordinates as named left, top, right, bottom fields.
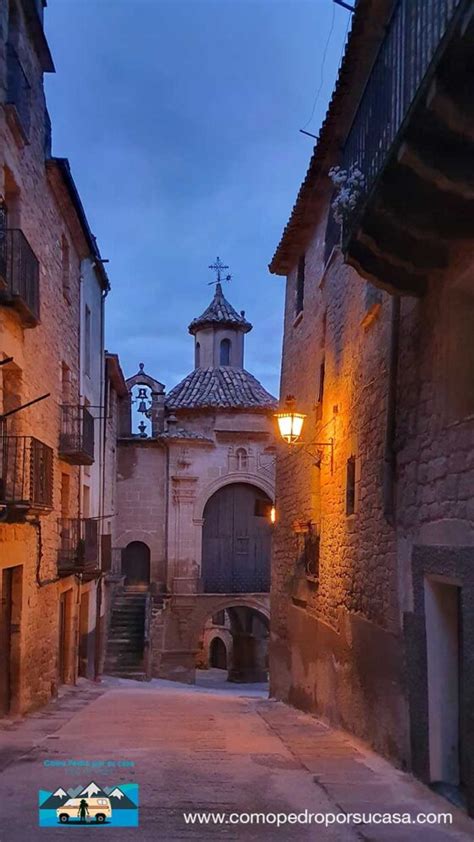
left=269, top=0, right=395, bottom=276
left=46, top=158, right=110, bottom=291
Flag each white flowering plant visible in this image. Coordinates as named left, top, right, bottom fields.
left=328, top=164, right=365, bottom=225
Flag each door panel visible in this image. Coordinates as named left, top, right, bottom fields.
left=202, top=483, right=271, bottom=593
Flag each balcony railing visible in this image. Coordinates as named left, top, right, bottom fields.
left=59, top=405, right=95, bottom=465
left=342, top=0, right=463, bottom=235
left=0, top=436, right=53, bottom=515
left=0, top=229, right=40, bottom=325
left=58, top=517, right=100, bottom=577
left=6, top=44, right=31, bottom=140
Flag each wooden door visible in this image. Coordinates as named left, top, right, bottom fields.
left=202, top=483, right=271, bottom=593
left=0, top=566, right=22, bottom=715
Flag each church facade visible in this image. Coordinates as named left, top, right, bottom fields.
left=106, top=271, right=277, bottom=683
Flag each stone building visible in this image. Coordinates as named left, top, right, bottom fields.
left=0, top=0, right=111, bottom=715
left=269, top=0, right=474, bottom=814
left=106, top=273, right=277, bottom=684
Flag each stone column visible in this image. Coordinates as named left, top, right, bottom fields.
left=227, top=633, right=268, bottom=683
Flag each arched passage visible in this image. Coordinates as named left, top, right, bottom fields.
left=209, top=637, right=228, bottom=669
left=122, top=541, right=150, bottom=586
left=201, top=483, right=272, bottom=593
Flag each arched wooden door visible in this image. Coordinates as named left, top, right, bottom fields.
left=209, top=637, right=227, bottom=669
left=202, top=483, right=272, bottom=593
left=122, top=541, right=150, bottom=585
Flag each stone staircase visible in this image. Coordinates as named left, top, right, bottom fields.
left=104, top=586, right=149, bottom=680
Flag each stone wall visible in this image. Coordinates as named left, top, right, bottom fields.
left=271, top=178, right=474, bottom=771
left=115, top=440, right=168, bottom=586
left=0, top=1, right=103, bottom=714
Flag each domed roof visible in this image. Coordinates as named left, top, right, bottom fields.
left=165, top=366, right=276, bottom=411
left=188, top=283, right=252, bottom=335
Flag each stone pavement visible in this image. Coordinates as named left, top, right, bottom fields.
left=0, top=674, right=472, bottom=841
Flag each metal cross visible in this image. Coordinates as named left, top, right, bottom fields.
left=208, top=256, right=232, bottom=286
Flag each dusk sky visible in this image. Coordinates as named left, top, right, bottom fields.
left=44, top=0, right=351, bottom=397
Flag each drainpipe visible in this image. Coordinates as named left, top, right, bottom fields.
left=94, top=288, right=108, bottom=680
left=383, top=295, right=401, bottom=525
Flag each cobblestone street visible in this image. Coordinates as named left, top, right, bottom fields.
left=0, top=675, right=473, bottom=840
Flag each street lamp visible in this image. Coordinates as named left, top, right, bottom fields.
left=275, top=395, right=306, bottom=444
left=275, top=394, right=334, bottom=471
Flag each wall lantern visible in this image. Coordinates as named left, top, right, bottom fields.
left=275, top=394, right=334, bottom=472
left=270, top=506, right=276, bottom=525
left=275, top=395, right=306, bottom=444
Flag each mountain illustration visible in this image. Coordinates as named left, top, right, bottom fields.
left=106, top=786, right=137, bottom=809
left=79, top=781, right=107, bottom=798
left=40, top=787, right=68, bottom=809
left=67, top=785, right=84, bottom=798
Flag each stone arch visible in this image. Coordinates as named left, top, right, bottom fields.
left=195, top=472, right=274, bottom=521
left=186, top=594, right=270, bottom=654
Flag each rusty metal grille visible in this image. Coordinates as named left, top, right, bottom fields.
left=58, top=517, right=99, bottom=575
left=59, top=405, right=95, bottom=463
left=3, top=229, right=40, bottom=321
left=0, top=436, right=53, bottom=509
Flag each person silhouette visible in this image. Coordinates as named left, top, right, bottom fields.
left=78, top=799, right=89, bottom=823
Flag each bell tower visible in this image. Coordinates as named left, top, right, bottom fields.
left=188, top=258, right=252, bottom=370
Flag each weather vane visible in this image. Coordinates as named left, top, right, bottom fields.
left=208, top=256, right=232, bottom=286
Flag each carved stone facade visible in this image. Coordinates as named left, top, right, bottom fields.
left=112, top=281, right=276, bottom=683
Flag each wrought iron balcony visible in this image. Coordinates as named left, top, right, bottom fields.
left=6, top=44, right=31, bottom=141
left=341, top=0, right=472, bottom=295
left=59, top=405, right=95, bottom=465
left=0, top=435, right=53, bottom=518
left=0, top=229, right=40, bottom=325
left=57, top=517, right=100, bottom=578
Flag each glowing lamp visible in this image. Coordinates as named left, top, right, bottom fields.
left=270, top=506, right=276, bottom=524
left=275, top=395, right=306, bottom=444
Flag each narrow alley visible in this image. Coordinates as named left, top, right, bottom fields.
left=0, top=676, right=473, bottom=841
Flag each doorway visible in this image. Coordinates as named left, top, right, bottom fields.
left=0, top=566, right=22, bottom=716
left=58, top=590, right=73, bottom=684
left=425, top=577, right=462, bottom=792
left=122, top=541, right=151, bottom=586
left=209, top=637, right=227, bottom=670
left=78, top=591, right=90, bottom=678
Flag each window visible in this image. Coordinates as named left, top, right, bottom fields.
left=195, top=341, right=201, bottom=368
left=236, top=447, right=248, bottom=470
left=296, top=254, right=305, bottom=315
left=346, top=456, right=356, bottom=515
left=84, top=305, right=91, bottom=376
left=324, top=200, right=340, bottom=264
left=60, top=473, right=70, bottom=516
left=61, top=362, right=71, bottom=404
left=82, top=484, right=90, bottom=518
left=212, top=611, right=225, bottom=626
left=61, top=235, right=70, bottom=298
left=220, top=338, right=231, bottom=366
left=304, top=525, right=320, bottom=580
left=318, top=358, right=325, bottom=404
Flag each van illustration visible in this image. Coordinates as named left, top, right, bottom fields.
left=57, top=796, right=112, bottom=824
